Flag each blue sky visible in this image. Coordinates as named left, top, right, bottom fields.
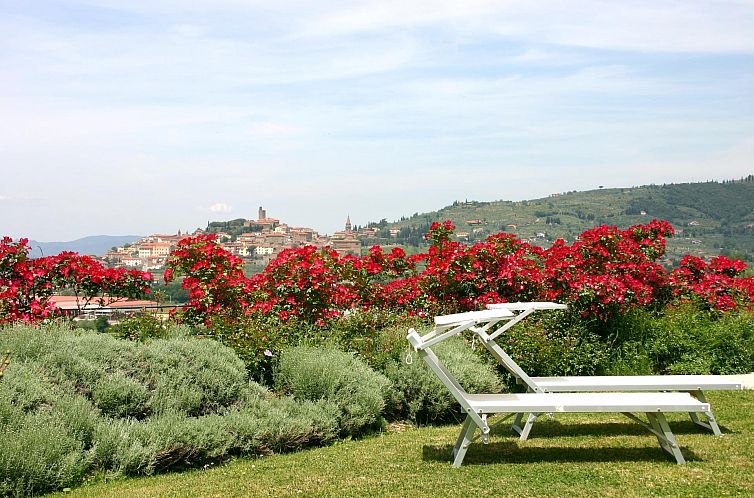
left=1, top=0, right=753, bottom=241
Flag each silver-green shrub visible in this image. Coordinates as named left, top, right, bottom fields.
left=0, top=412, right=90, bottom=496
left=274, top=346, right=391, bottom=436
left=91, top=392, right=339, bottom=478
left=145, top=338, right=247, bottom=416
left=226, top=396, right=339, bottom=453
left=383, top=336, right=503, bottom=424
left=92, top=373, right=149, bottom=418
left=0, top=361, right=60, bottom=412
left=0, top=354, right=117, bottom=495
left=0, top=322, right=346, bottom=494
left=0, top=327, right=250, bottom=418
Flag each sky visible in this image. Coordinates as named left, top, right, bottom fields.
left=1, top=1, right=753, bottom=241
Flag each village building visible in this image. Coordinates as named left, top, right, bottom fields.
left=121, top=257, right=143, bottom=268
left=138, top=245, right=154, bottom=259
left=328, top=216, right=361, bottom=256
left=151, top=243, right=172, bottom=257
left=220, top=241, right=244, bottom=256
left=289, top=227, right=316, bottom=244
left=49, top=295, right=161, bottom=319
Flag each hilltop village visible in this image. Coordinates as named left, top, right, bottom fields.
left=103, top=207, right=383, bottom=272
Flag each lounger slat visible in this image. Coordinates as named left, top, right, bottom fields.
left=434, top=308, right=514, bottom=326
left=532, top=375, right=742, bottom=392
left=465, top=392, right=708, bottom=413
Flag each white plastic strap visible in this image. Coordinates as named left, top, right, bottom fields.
left=405, top=349, right=413, bottom=365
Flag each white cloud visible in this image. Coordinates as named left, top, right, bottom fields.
left=0, top=193, right=41, bottom=204
left=308, top=0, right=754, bottom=53
left=210, top=203, right=233, bottom=213
left=248, top=122, right=301, bottom=137
left=197, top=203, right=233, bottom=214
left=16, top=1, right=753, bottom=55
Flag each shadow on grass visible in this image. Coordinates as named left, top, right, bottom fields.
left=488, top=419, right=732, bottom=438
left=422, top=441, right=702, bottom=466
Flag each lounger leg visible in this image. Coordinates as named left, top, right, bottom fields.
left=512, top=412, right=538, bottom=440
left=688, top=391, right=722, bottom=436
left=452, top=415, right=477, bottom=468
left=647, top=413, right=685, bottom=464
left=511, top=413, right=525, bottom=435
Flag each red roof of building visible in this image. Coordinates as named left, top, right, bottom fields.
left=49, top=295, right=160, bottom=310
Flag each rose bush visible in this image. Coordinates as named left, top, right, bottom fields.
left=541, top=220, right=674, bottom=319
left=0, top=237, right=54, bottom=323
left=162, top=219, right=752, bottom=331
left=408, top=222, right=545, bottom=314
left=1, top=237, right=152, bottom=324
left=164, top=234, right=253, bottom=327
left=7, top=219, right=752, bottom=329
left=670, top=255, right=754, bottom=311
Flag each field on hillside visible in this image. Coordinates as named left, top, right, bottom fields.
left=374, top=179, right=754, bottom=264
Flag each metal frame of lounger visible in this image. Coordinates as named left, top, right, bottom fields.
left=407, top=327, right=709, bottom=467
left=453, top=303, right=743, bottom=438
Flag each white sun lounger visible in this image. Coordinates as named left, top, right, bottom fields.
left=407, top=326, right=709, bottom=466
left=442, top=302, right=742, bottom=439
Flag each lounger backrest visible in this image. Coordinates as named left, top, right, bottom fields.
left=434, top=308, right=545, bottom=393
left=407, top=328, right=474, bottom=412
left=434, top=308, right=514, bottom=326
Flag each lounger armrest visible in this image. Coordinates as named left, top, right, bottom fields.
left=406, top=328, right=424, bottom=350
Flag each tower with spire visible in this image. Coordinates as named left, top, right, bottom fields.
left=327, top=215, right=360, bottom=256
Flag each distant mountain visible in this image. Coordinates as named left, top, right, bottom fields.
left=28, top=235, right=143, bottom=258
left=368, top=176, right=754, bottom=264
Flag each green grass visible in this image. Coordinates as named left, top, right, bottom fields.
left=61, top=391, right=754, bottom=497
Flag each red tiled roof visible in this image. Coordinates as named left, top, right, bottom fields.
left=49, top=295, right=160, bottom=310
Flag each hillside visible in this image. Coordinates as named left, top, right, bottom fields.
left=367, top=177, right=754, bottom=264
left=28, top=235, right=143, bottom=258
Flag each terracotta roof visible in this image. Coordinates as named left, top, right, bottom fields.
left=49, top=295, right=159, bottom=310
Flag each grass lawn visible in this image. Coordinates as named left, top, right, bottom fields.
left=62, top=391, right=754, bottom=497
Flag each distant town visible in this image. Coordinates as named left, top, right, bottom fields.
left=103, top=207, right=390, bottom=272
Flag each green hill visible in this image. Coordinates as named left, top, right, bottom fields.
left=366, top=176, right=754, bottom=264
